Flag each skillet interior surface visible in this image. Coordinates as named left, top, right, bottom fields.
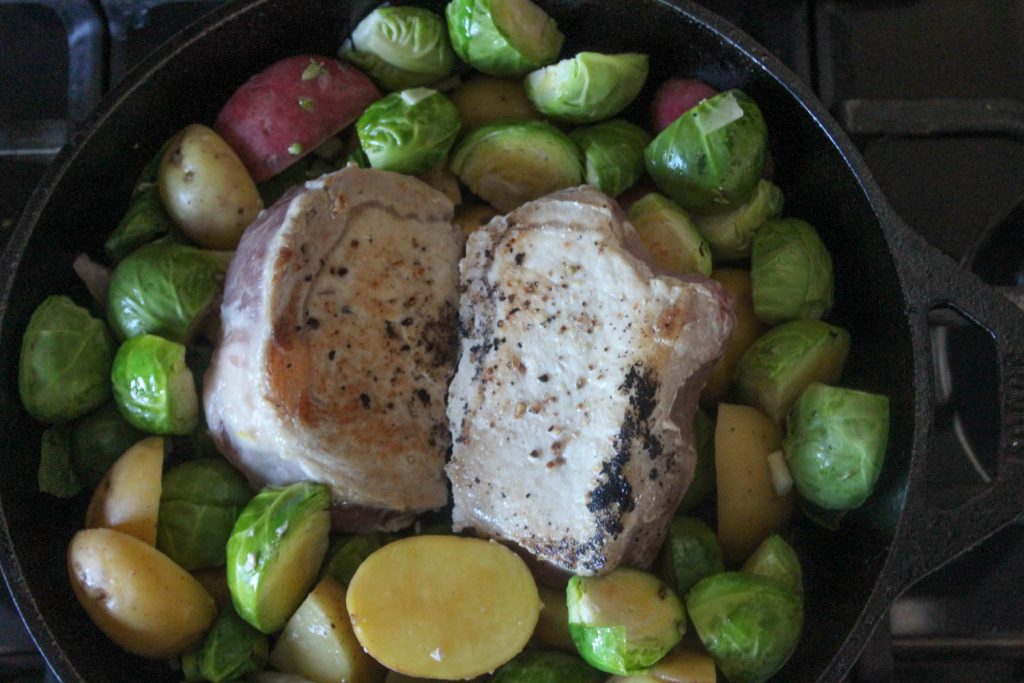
left=0, top=0, right=916, bottom=680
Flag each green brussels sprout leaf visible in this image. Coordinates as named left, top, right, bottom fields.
left=492, top=648, right=605, bottom=683
left=784, top=383, right=890, bottom=510
left=70, top=401, right=145, bottom=489
left=694, top=179, right=784, bottom=262
left=678, top=408, right=715, bottom=511
left=567, top=568, right=686, bottom=675
left=320, top=533, right=390, bottom=587
left=357, top=88, right=461, bottom=175
left=39, top=423, right=83, bottom=498
left=446, top=0, right=564, bottom=77
left=570, top=119, right=650, bottom=198
left=19, top=295, right=114, bottom=423
left=105, top=141, right=174, bottom=262
left=226, top=482, right=331, bottom=633
left=751, top=218, right=834, bottom=324
left=198, top=608, right=269, bottom=683
left=111, top=334, right=198, bottom=435
left=659, top=516, right=725, bottom=596
left=526, top=52, right=649, bottom=124
left=341, top=6, right=454, bottom=91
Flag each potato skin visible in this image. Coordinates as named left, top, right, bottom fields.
left=215, top=55, right=380, bottom=182
left=68, top=528, right=217, bottom=658
left=158, top=124, right=263, bottom=249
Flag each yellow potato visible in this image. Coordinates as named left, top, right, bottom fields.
left=715, top=404, right=794, bottom=565
left=346, top=535, right=541, bottom=680
left=454, top=203, right=499, bottom=236
left=650, top=644, right=717, bottom=682
left=531, top=584, right=575, bottom=652
left=158, top=123, right=263, bottom=249
left=67, top=527, right=216, bottom=658
left=701, top=269, right=766, bottom=405
left=450, top=76, right=540, bottom=132
left=269, top=577, right=384, bottom=683
left=418, top=165, right=462, bottom=206
left=85, top=436, right=163, bottom=545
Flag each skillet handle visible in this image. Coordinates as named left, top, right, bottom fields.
left=889, top=226, right=1024, bottom=590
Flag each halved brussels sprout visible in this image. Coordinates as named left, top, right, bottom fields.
left=341, top=6, right=454, bottom=91
left=157, top=459, right=254, bottom=570
left=567, top=568, right=686, bottom=675
left=645, top=90, right=767, bottom=213
left=525, top=52, right=649, bottom=124
left=107, top=240, right=227, bottom=343
left=733, top=319, right=851, bottom=423
left=19, top=295, right=114, bottom=423
left=751, top=218, right=834, bottom=324
left=111, top=334, right=198, bottom=435
left=660, top=517, right=725, bottom=596
left=570, top=119, right=651, bottom=197
left=39, top=423, right=82, bottom=498
left=356, top=88, right=461, bottom=175
left=226, top=482, right=331, bottom=633
left=320, top=533, right=390, bottom=587
left=450, top=118, right=582, bottom=212
left=686, top=572, right=803, bottom=683
left=678, top=408, right=715, bottom=511
left=492, top=648, right=605, bottom=683
left=627, top=193, right=712, bottom=276
left=105, top=142, right=174, bottom=263
left=783, top=383, right=890, bottom=510
left=70, top=402, right=146, bottom=489
left=742, top=534, right=803, bottom=595
left=446, top=0, right=564, bottom=77
left=694, top=179, right=784, bottom=261
left=198, top=607, right=269, bottom=683
left=450, top=76, right=540, bottom=132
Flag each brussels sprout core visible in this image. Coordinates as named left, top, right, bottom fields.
left=526, top=52, right=649, bottom=124
left=567, top=568, right=686, bottom=675
left=341, top=6, right=454, bottom=91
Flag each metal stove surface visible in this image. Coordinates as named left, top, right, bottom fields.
left=1, top=1, right=1022, bottom=681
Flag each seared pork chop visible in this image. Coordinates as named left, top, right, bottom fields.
left=205, top=166, right=463, bottom=531
left=447, top=186, right=733, bottom=574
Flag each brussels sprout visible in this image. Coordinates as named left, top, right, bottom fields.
left=660, top=517, right=724, bottom=596
left=198, top=607, right=269, bottom=683
left=39, top=423, right=82, bottom=498
left=157, top=459, right=254, bottom=570
left=783, top=383, right=890, bottom=511
left=446, top=0, right=564, bottom=77
left=733, top=319, right=851, bottom=423
left=694, top=179, right=784, bottom=261
left=107, top=240, right=227, bottom=343
left=742, top=534, right=803, bottom=595
left=111, top=334, right=198, bottom=435
left=627, top=193, right=712, bottom=276
left=751, top=218, right=833, bottom=324
left=258, top=153, right=336, bottom=205
left=226, top=482, right=331, bottom=633
left=678, top=408, right=715, bottom=511
left=645, top=90, right=767, bottom=213
left=70, top=401, right=146, bottom=489
left=570, top=120, right=651, bottom=197
left=525, top=52, right=649, bottom=124
left=567, top=568, right=686, bottom=675
left=492, top=648, right=605, bottom=683
left=105, top=142, right=174, bottom=262
left=450, top=76, right=540, bottom=132
left=341, top=6, right=454, bottom=91
left=19, top=295, right=114, bottom=423
left=180, top=650, right=203, bottom=682
left=356, top=88, right=461, bottom=175
left=450, top=119, right=582, bottom=212
left=687, top=573, right=802, bottom=683
left=320, top=533, right=389, bottom=587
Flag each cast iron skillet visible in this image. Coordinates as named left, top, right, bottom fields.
left=2, top=0, right=1023, bottom=680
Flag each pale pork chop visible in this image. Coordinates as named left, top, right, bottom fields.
left=447, top=186, right=734, bottom=575
left=205, top=166, right=464, bottom=531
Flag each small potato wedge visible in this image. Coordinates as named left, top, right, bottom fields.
left=346, top=535, right=541, bottom=680
left=85, top=436, right=163, bottom=545
left=68, top=527, right=216, bottom=658
left=716, top=404, right=794, bottom=565
left=701, top=269, right=766, bottom=405
left=158, top=124, right=263, bottom=249
left=269, top=577, right=383, bottom=683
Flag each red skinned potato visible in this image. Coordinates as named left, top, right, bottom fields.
left=215, top=55, right=381, bottom=182
left=651, top=77, right=718, bottom=132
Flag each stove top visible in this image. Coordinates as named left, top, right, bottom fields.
left=2, top=1, right=1022, bottom=681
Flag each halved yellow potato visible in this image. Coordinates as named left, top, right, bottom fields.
left=67, top=527, right=216, bottom=658
left=346, top=535, right=541, bottom=680
left=701, top=269, right=766, bottom=405
left=715, top=404, right=794, bottom=565
left=269, top=577, right=383, bottom=683
left=84, top=436, right=164, bottom=545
